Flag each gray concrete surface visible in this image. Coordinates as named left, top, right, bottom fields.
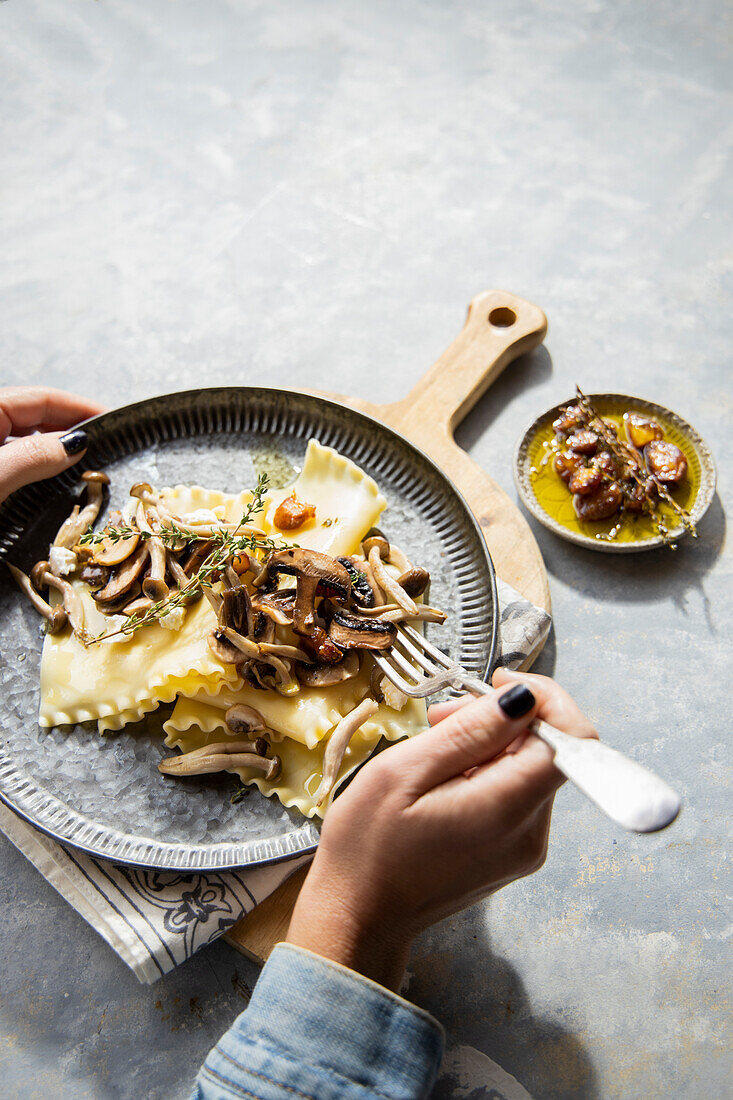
left=1, top=2, right=730, bottom=1097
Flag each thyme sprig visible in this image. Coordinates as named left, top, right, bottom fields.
left=86, top=473, right=294, bottom=644
left=80, top=523, right=147, bottom=546
left=573, top=387, right=696, bottom=545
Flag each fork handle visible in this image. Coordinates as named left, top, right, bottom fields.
left=460, top=678, right=681, bottom=833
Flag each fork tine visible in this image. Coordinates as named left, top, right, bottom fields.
left=393, top=632, right=441, bottom=675
left=381, top=645, right=425, bottom=684
left=401, top=624, right=454, bottom=669
left=372, top=653, right=424, bottom=695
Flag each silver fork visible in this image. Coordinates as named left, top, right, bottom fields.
left=374, top=624, right=681, bottom=833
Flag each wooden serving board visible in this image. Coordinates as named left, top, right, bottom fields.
left=225, top=289, right=551, bottom=964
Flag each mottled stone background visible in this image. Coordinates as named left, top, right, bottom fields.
left=1, top=2, right=730, bottom=1097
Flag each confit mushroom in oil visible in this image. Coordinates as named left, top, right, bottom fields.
left=551, top=391, right=691, bottom=536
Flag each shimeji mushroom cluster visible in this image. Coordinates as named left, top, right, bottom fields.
left=8, top=470, right=446, bottom=808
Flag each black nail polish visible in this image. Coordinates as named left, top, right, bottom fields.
left=498, top=684, right=535, bottom=719
left=60, top=429, right=88, bottom=456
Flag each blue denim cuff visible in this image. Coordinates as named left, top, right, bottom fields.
left=197, top=942, right=444, bottom=1100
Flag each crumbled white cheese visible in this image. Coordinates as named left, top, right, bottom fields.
left=182, top=509, right=220, bottom=525
left=159, top=605, right=187, bottom=631
left=48, top=546, right=78, bottom=577
left=212, top=505, right=226, bottom=519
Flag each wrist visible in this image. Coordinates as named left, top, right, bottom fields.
left=286, top=856, right=413, bottom=993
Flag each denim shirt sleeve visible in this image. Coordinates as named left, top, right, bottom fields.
left=192, top=942, right=444, bottom=1100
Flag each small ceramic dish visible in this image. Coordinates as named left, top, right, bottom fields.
left=513, top=393, right=716, bottom=553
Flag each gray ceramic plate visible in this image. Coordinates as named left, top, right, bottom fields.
left=0, top=388, right=498, bottom=871
left=514, top=392, right=716, bottom=553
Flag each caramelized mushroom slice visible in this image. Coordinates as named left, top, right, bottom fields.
left=182, top=538, right=216, bottom=577
left=122, top=595, right=155, bottom=617
left=92, top=542, right=149, bottom=604
left=337, top=557, right=376, bottom=608
left=265, top=548, right=351, bottom=635
left=328, top=609, right=397, bottom=651
left=314, top=698, right=379, bottom=807
left=254, top=589, right=297, bottom=627
left=219, top=585, right=254, bottom=636
left=297, top=651, right=360, bottom=688
left=92, top=530, right=140, bottom=566
left=79, top=562, right=109, bottom=590
left=7, top=564, right=68, bottom=634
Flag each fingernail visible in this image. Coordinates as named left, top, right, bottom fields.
left=498, top=684, right=535, bottom=719
left=60, top=429, right=88, bottom=456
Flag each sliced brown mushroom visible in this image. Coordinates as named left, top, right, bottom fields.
left=265, top=548, right=351, bottom=635
left=92, top=530, right=140, bottom=566
left=225, top=704, right=267, bottom=736
left=122, top=595, right=155, bottom=617
left=92, top=542, right=149, bottom=604
left=314, top=698, right=379, bottom=807
left=252, top=611, right=276, bottom=644
left=253, top=589, right=297, bottom=627
left=328, top=609, right=397, bottom=651
left=219, top=585, right=253, bottom=636
left=98, top=582, right=142, bottom=615
left=207, top=628, right=247, bottom=664
left=79, top=562, right=109, bottom=590
left=7, top=564, right=68, bottom=634
left=337, top=557, right=377, bottom=608
left=182, top=538, right=216, bottom=577
left=158, top=742, right=281, bottom=779
left=298, top=651, right=360, bottom=687
left=395, top=567, right=430, bottom=598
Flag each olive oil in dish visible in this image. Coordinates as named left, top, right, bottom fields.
left=528, top=403, right=701, bottom=546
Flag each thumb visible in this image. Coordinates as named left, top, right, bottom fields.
left=401, top=683, right=540, bottom=793
left=0, top=429, right=88, bottom=504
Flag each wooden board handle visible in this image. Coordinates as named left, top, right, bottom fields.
left=383, top=290, right=547, bottom=440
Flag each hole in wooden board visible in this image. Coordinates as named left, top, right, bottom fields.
left=488, top=306, right=517, bottom=328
